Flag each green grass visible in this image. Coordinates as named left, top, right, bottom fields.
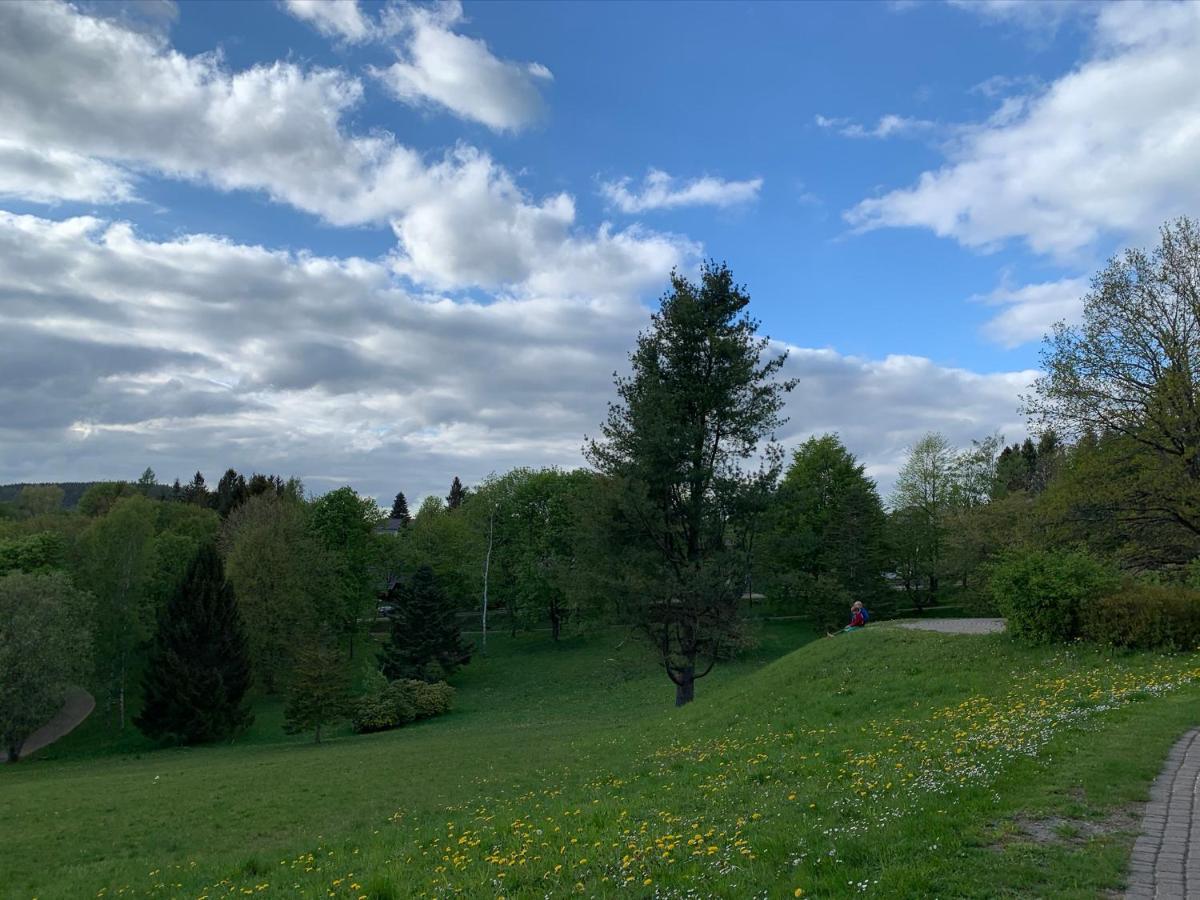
left=2, top=623, right=1197, bottom=899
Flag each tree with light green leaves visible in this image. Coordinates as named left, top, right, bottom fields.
left=890, top=432, right=957, bottom=605
left=283, top=624, right=349, bottom=744
left=81, top=494, right=157, bottom=728
left=1026, top=217, right=1200, bottom=567
left=17, top=485, right=65, bottom=518
left=309, top=486, right=384, bottom=659
left=0, top=571, right=92, bottom=761
left=221, top=492, right=329, bottom=691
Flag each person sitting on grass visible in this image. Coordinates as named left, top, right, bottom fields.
left=830, top=601, right=869, bottom=636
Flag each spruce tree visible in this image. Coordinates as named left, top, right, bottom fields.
left=135, top=544, right=253, bottom=743
left=183, top=471, right=209, bottom=506
left=283, top=625, right=349, bottom=743
left=379, top=565, right=471, bottom=681
left=214, top=468, right=248, bottom=518
left=390, top=491, right=412, bottom=525
left=446, top=477, right=466, bottom=510
left=171, top=478, right=183, bottom=502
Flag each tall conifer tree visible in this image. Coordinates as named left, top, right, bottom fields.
left=136, top=545, right=253, bottom=743
left=446, top=477, right=466, bottom=510
left=379, top=565, right=470, bottom=681
left=390, top=491, right=412, bottom=525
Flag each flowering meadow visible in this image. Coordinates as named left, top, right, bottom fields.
left=67, top=630, right=1200, bottom=899
left=6, top=626, right=1199, bottom=899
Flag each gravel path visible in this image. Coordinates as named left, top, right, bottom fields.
left=1, top=686, right=94, bottom=763
left=1125, top=728, right=1200, bottom=899
left=893, top=617, right=1007, bottom=635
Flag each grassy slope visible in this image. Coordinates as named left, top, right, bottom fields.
left=2, top=624, right=1197, bottom=899
left=0, top=622, right=813, bottom=897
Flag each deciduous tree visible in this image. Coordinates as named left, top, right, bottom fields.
left=283, top=624, right=349, bottom=744
left=1026, top=217, right=1200, bottom=553
left=0, top=571, right=91, bottom=761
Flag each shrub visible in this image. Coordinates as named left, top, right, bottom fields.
left=764, top=572, right=853, bottom=631
left=990, top=548, right=1118, bottom=643
left=352, top=671, right=452, bottom=734
left=1081, top=582, right=1200, bottom=652
left=410, top=680, right=455, bottom=719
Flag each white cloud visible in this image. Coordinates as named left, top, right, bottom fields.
left=0, top=140, right=135, bottom=204
left=389, top=149, right=695, bottom=295
left=369, top=0, right=552, bottom=132
left=815, top=113, right=936, bottom=140
left=600, top=169, right=763, bottom=214
left=847, top=2, right=1200, bottom=259
left=0, top=210, right=1031, bottom=502
left=974, top=276, right=1088, bottom=348
left=947, top=0, right=1094, bottom=32
left=282, top=0, right=373, bottom=43
left=0, top=2, right=679, bottom=300
left=775, top=347, right=1033, bottom=490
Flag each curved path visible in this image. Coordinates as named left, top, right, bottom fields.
left=1125, top=728, right=1200, bottom=899
left=1, top=686, right=94, bottom=763
left=893, top=617, right=1006, bottom=635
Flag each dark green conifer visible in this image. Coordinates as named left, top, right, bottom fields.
left=446, top=477, right=466, bottom=510
left=390, top=491, right=412, bottom=525
left=379, top=565, right=471, bottom=682
left=135, top=544, right=253, bottom=743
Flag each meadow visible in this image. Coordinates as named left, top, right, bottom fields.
left=3, top=623, right=1198, bottom=899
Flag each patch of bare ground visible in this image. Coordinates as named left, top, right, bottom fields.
left=990, top=804, right=1144, bottom=851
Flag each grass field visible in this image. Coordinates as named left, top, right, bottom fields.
left=2, top=622, right=1198, bottom=899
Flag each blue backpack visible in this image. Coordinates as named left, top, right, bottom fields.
left=860, top=607, right=870, bottom=625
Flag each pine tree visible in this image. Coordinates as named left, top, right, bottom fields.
left=183, top=471, right=209, bottom=506
left=214, top=468, right=248, bottom=518
left=446, top=477, right=466, bottom=510
left=137, top=467, right=157, bottom=494
left=390, top=491, right=412, bottom=525
left=170, top=478, right=183, bottom=502
left=135, top=545, right=253, bottom=743
left=379, top=565, right=471, bottom=682
left=283, top=625, right=349, bottom=743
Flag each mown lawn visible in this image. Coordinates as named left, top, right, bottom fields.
left=2, top=624, right=1197, bottom=899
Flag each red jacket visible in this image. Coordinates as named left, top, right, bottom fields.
left=849, top=609, right=865, bottom=628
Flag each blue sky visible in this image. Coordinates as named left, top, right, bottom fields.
left=1, top=0, right=1198, bottom=503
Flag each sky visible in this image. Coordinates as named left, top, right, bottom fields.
left=1, top=0, right=1199, bottom=505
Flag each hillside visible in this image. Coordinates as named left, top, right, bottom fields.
left=1, top=625, right=1197, bottom=898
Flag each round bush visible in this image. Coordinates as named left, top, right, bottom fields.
left=990, top=548, right=1118, bottom=644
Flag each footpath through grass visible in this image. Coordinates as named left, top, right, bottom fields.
left=2, top=624, right=1198, bottom=899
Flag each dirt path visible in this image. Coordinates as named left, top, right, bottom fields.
left=893, top=618, right=1007, bottom=635
left=1, top=686, right=94, bottom=763
left=1125, top=728, right=1200, bottom=899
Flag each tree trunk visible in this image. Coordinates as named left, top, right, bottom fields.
left=118, top=652, right=127, bottom=730
left=481, top=506, right=494, bottom=654
left=314, top=724, right=321, bottom=744
left=549, top=602, right=561, bottom=641
left=674, top=666, right=695, bottom=707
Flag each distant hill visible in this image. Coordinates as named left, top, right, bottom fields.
left=0, top=482, right=171, bottom=509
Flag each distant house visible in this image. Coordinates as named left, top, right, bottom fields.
left=376, top=517, right=406, bottom=535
